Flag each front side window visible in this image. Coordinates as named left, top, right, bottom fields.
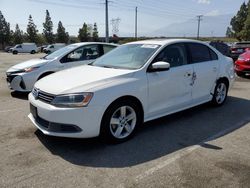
left=44, top=45, right=76, bottom=60
left=153, top=43, right=188, bottom=67
left=188, top=43, right=211, bottom=63
left=92, top=44, right=160, bottom=69
left=61, top=45, right=99, bottom=63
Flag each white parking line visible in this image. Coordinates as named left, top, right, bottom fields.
left=134, top=118, right=250, bottom=183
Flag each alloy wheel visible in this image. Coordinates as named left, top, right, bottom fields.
left=109, top=106, right=137, bottom=139
left=215, top=82, right=227, bottom=104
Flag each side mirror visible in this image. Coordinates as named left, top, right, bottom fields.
left=148, top=61, right=170, bottom=72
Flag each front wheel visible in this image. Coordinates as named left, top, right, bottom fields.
left=100, top=100, right=143, bottom=143
left=211, top=80, right=228, bottom=106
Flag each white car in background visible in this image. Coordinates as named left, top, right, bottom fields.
left=12, top=43, right=38, bottom=54
left=43, top=43, right=66, bottom=54
left=28, top=39, right=235, bottom=143
left=6, top=42, right=118, bottom=92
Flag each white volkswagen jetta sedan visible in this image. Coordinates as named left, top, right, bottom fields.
left=28, top=39, right=235, bottom=143
left=6, top=42, right=118, bottom=92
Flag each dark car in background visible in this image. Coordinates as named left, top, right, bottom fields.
left=230, top=42, right=250, bottom=60
left=235, top=50, right=250, bottom=77
left=4, top=46, right=13, bottom=53
left=209, top=41, right=230, bottom=57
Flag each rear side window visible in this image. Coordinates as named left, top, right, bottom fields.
left=103, top=45, right=116, bottom=54
left=209, top=48, right=218, bottom=60
left=188, top=43, right=211, bottom=63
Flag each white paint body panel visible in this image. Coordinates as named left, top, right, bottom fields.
left=28, top=39, right=235, bottom=138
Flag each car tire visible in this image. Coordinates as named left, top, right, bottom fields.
left=236, top=71, right=245, bottom=77
left=100, top=99, right=143, bottom=143
left=30, top=50, right=35, bottom=54
left=211, top=80, right=228, bottom=106
left=13, top=51, right=18, bottom=55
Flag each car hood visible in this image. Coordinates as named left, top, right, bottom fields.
left=7, top=58, right=50, bottom=72
left=35, top=65, right=137, bottom=95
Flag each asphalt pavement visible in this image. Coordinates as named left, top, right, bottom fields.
left=0, top=52, right=249, bottom=188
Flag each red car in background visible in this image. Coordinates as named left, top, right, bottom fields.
left=235, top=50, right=250, bottom=77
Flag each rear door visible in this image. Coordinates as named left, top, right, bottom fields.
left=186, top=43, right=219, bottom=103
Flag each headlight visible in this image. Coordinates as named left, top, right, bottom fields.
left=24, top=66, right=40, bottom=72
left=51, top=93, right=93, bottom=108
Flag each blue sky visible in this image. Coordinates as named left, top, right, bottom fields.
left=0, top=0, right=247, bottom=37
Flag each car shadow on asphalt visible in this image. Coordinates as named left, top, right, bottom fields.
left=35, top=96, right=250, bottom=168
left=10, top=91, right=29, bottom=100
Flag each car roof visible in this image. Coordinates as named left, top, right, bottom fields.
left=127, top=38, right=206, bottom=46
left=70, top=42, right=119, bottom=47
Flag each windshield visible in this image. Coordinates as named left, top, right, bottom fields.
left=92, top=44, right=160, bottom=69
left=42, top=45, right=76, bottom=60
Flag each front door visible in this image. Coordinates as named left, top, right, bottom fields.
left=146, top=43, right=193, bottom=119
left=60, top=45, right=100, bottom=69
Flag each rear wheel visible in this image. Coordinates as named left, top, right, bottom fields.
left=100, top=100, right=142, bottom=143
left=211, top=80, right=228, bottom=106
left=30, top=50, right=35, bottom=54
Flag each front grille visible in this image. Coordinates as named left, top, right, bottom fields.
left=32, top=88, right=55, bottom=104
left=6, top=74, right=17, bottom=83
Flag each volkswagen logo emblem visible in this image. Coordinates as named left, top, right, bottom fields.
left=33, top=89, right=39, bottom=100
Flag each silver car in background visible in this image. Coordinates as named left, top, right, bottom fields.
left=6, top=42, right=118, bottom=92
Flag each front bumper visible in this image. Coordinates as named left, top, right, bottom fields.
left=28, top=93, right=105, bottom=138
left=6, top=72, right=38, bottom=92
left=6, top=74, right=28, bottom=91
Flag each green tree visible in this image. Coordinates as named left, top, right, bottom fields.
left=78, top=23, right=90, bottom=42
left=92, top=23, right=99, bottom=41
left=226, top=27, right=234, bottom=38
left=230, top=2, right=248, bottom=40
left=69, top=36, right=80, bottom=43
left=43, top=10, right=54, bottom=44
left=13, top=24, right=23, bottom=44
left=26, top=15, right=38, bottom=43
left=56, top=21, right=69, bottom=43
left=241, top=5, right=250, bottom=41
left=36, top=34, right=46, bottom=45
left=0, top=11, right=11, bottom=47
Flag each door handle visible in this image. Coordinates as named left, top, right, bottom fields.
left=213, top=67, right=217, bottom=72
